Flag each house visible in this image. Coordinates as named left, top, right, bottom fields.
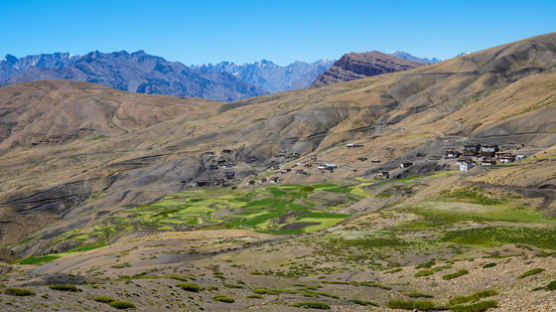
left=496, top=152, right=513, bottom=159
left=310, top=157, right=317, bottom=161
left=222, top=149, right=233, bottom=154
left=480, top=145, right=499, bottom=153
left=371, top=160, right=381, bottom=163
left=472, top=155, right=487, bottom=162
left=269, top=176, right=280, bottom=183
left=196, top=181, right=211, bottom=187
left=480, top=160, right=497, bottom=166
left=224, top=171, right=235, bottom=179
left=271, top=165, right=280, bottom=170
left=500, top=156, right=514, bottom=163
left=222, top=164, right=235, bottom=168
left=346, top=143, right=363, bottom=148
left=261, top=178, right=267, bottom=183
left=295, top=169, right=306, bottom=175
left=516, top=155, right=526, bottom=160
left=247, top=156, right=259, bottom=162
left=463, top=144, right=481, bottom=153
left=457, top=160, right=474, bottom=171
left=445, top=151, right=460, bottom=159
left=246, top=180, right=255, bottom=185
left=202, top=151, right=215, bottom=156
left=380, top=171, right=390, bottom=179
left=208, top=165, right=219, bottom=170
left=358, top=157, right=368, bottom=161
left=400, top=162, right=413, bottom=168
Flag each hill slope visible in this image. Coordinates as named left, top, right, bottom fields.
left=0, top=33, right=555, bottom=311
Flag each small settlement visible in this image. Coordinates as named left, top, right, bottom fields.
left=447, top=144, right=525, bottom=171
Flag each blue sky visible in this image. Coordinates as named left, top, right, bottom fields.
left=1, top=0, right=555, bottom=65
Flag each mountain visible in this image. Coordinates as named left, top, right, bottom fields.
left=193, top=58, right=334, bottom=93
left=311, top=50, right=425, bottom=87
left=1, top=33, right=556, bottom=311
left=390, top=51, right=441, bottom=63
left=0, top=51, right=263, bottom=101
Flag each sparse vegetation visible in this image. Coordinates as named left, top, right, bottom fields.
left=408, top=293, right=434, bottom=298
left=93, top=296, right=116, bottom=303
left=443, top=270, right=469, bottom=280
left=291, top=301, right=331, bottom=309
left=108, top=301, right=136, bottom=309
left=387, top=299, right=435, bottom=310
left=518, top=268, right=545, bottom=279
left=482, top=263, right=496, bottom=268
left=5, top=287, right=35, bottom=296
left=450, top=300, right=498, bottom=312
left=350, top=298, right=378, bottom=306
left=48, top=284, right=82, bottom=292
left=177, top=282, right=201, bottom=292
left=449, top=290, right=498, bottom=305
left=213, top=294, right=235, bottom=303
left=17, top=255, right=60, bottom=265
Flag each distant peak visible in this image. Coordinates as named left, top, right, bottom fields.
left=4, top=54, right=18, bottom=64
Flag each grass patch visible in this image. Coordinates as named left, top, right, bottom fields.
left=292, top=301, right=331, bottom=309
left=449, top=290, right=498, bottom=305
left=442, top=227, right=556, bottom=250
left=442, top=270, right=469, bottom=280
left=4, top=288, right=35, bottom=296
left=177, top=282, right=201, bottom=292
left=450, top=300, right=498, bottom=312
left=387, top=299, right=435, bottom=310
left=247, top=294, right=263, bottom=299
left=17, top=255, right=60, bottom=265
left=48, top=284, right=82, bottom=292
left=93, top=296, right=116, bottom=303
left=518, top=268, right=545, bottom=279
left=482, top=263, right=496, bottom=268
left=108, top=301, right=136, bottom=309
left=438, top=187, right=506, bottom=205
left=213, top=294, right=235, bottom=303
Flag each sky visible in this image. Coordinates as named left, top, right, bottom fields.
left=1, top=0, right=555, bottom=65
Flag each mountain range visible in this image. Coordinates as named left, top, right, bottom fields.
left=0, top=51, right=440, bottom=101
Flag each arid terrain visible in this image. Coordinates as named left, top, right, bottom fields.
left=0, top=33, right=555, bottom=311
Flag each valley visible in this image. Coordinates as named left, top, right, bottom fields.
left=0, top=33, right=555, bottom=311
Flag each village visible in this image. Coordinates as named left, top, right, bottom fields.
left=190, top=141, right=532, bottom=188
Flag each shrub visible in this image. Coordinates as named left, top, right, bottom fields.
left=408, top=293, right=434, bottom=298
left=547, top=281, right=556, bottom=291
left=5, top=287, right=35, bottom=296
left=449, top=290, right=498, bottom=305
left=482, top=263, right=496, bottom=268
left=387, top=299, right=435, bottom=310
left=93, top=296, right=116, bottom=303
left=450, top=300, right=498, bottom=312
left=518, top=268, right=545, bottom=279
left=247, top=294, right=263, bottom=299
left=48, top=284, right=82, bottom=292
left=206, top=286, right=219, bottom=291
left=292, top=301, right=331, bottom=309
left=443, top=270, right=469, bottom=280
left=213, top=294, right=235, bottom=303
left=108, top=301, right=136, bottom=309
left=177, top=282, right=201, bottom=292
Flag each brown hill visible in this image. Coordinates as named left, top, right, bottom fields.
left=311, top=50, right=424, bottom=87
